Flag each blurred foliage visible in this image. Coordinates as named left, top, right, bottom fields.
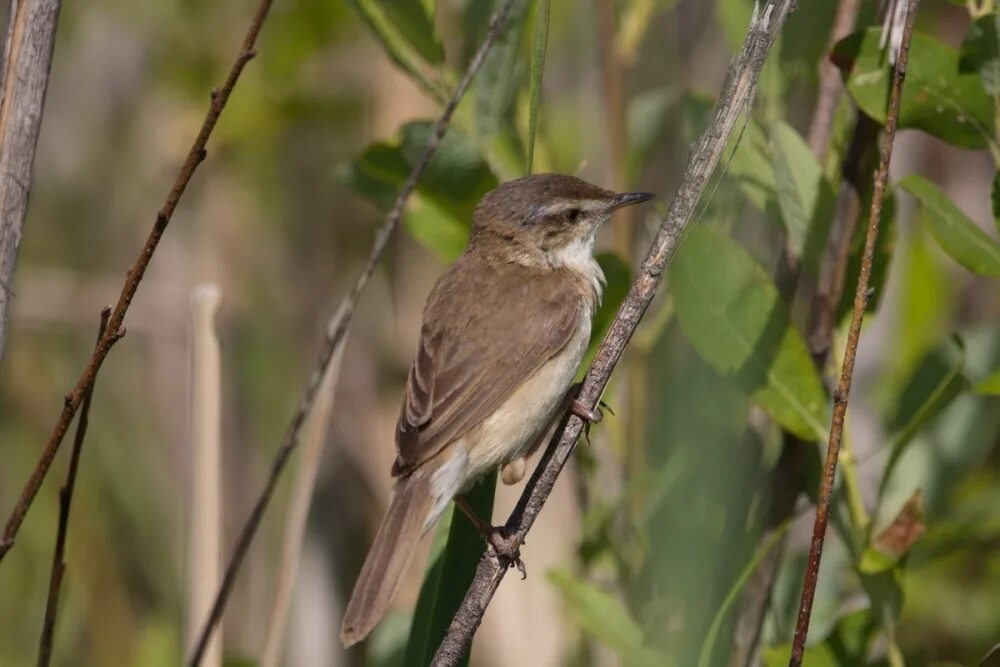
left=2, top=1, right=1000, bottom=666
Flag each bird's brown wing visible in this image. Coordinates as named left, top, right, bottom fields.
left=394, top=254, right=584, bottom=474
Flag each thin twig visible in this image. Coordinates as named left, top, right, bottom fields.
left=788, top=2, right=919, bottom=664
left=730, top=1, right=886, bottom=657
left=430, top=3, right=799, bottom=664
left=0, top=0, right=276, bottom=563
left=259, top=339, right=346, bottom=667
left=805, top=0, right=862, bottom=161
left=185, top=3, right=518, bottom=664
left=37, top=306, right=116, bottom=667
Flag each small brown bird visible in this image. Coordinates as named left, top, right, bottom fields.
left=339, top=173, right=653, bottom=646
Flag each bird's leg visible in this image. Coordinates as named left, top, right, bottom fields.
left=566, top=383, right=613, bottom=443
left=567, top=382, right=609, bottom=424
left=453, top=497, right=527, bottom=579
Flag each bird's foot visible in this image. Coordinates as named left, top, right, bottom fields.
left=485, top=526, right=527, bottom=579
left=454, top=497, right=527, bottom=578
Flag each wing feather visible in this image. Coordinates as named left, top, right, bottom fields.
left=394, top=254, right=584, bottom=474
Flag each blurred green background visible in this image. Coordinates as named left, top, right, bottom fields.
left=1, top=1, right=999, bottom=666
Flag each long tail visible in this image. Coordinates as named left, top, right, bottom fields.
left=340, top=471, right=435, bottom=647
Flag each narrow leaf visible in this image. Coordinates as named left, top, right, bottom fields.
left=525, top=0, right=550, bottom=174
left=697, top=521, right=791, bottom=667
left=408, top=474, right=497, bottom=667
left=878, top=336, right=967, bottom=502
left=350, top=0, right=445, bottom=100
left=901, top=174, right=1000, bottom=276
left=992, top=171, right=1000, bottom=235
left=670, top=226, right=829, bottom=440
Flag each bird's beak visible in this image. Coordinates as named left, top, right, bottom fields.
left=609, top=191, right=655, bottom=211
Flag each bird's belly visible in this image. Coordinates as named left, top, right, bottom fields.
left=464, top=316, right=591, bottom=481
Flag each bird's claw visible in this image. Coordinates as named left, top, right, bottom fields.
left=485, top=527, right=527, bottom=579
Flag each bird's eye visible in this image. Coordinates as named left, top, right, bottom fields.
left=565, top=208, right=581, bottom=224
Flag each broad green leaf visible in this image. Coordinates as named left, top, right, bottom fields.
left=670, top=226, right=829, bottom=440
left=834, top=29, right=995, bottom=149
left=338, top=121, right=497, bottom=259
left=697, top=521, right=791, bottom=667
left=728, top=117, right=777, bottom=211
left=525, top=0, right=550, bottom=174
left=825, top=609, right=878, bottom=665
left=974, top=368, right=1000, bottom=395
left=960, top=13, right=1000, bottom=95
left=405, top=196, right=471, bottom=261
left=350, top=0, right=445, bottom=99
left=901, top=174, right=1000, bottom=276
left=548, top=571, right=665, bottom=667
left=770, top=121, right=835, bottom=269
left=406, top=474, right=496, bottom=667
left=992, top=172, right=1000, bottom=234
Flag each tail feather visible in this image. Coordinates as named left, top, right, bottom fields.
left=340, top=472, right=434, bottom=647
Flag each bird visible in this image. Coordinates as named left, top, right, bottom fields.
left=339, top=173, right=654, bottom=647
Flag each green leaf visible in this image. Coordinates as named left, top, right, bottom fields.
left=878, top=337, right=967, bottom=504
left=338, top=121, right=498, bottom=259
left=728, top=117, right=777, bottom=212
left=670, top=226, right=829, bottom=440
left=834, top=29, right=995, bottom=149
left=474, top=0, right=531, bottom=140
left=960, top=13, right=1000, bottom=95
left=762, top=643, right=839, bottom=667
left=697, top=521, right=791, bottom=667
left=548, top=571, right=665, bottom=667
left=525, top=0, right=550, bottom=174
left=770, top=121, right=835, bottom=269
left=974, top=368, right=1000, bottom=395
left=627, top=87, right=679, bottom=182
left=900, top=174, right=1000, bottom=276
left=350, top=0, right=445, bottom=99
left=406, top=474, right=496, bottom=667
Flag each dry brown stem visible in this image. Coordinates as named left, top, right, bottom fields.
left=788, top=1, right=919, bottom=663
left=36, top=307, right=115, bottom=667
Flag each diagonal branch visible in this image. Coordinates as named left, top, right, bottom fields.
left=36, top=307, right=118, bottom=667
left=0, top=0, right=277, bottom=563
left=185, top=2, right=519, bottom=664
left=788, top=1, right=919, bottom=664
left=430, top=2, right=799, bottom=664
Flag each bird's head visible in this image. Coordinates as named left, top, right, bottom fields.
left=470, top=173, right=653, bottom=268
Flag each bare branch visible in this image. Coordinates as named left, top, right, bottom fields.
left=788, top=2, right=920, bottom=664
left=185, top=2, right=520, bottom=664
left=37, top=306, right=114, bottom=667
left=0, top=0, right=277, bottom=562
left=0, top=0, right=62, bottom=363
left=430, top=2, right=799, bottom=664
